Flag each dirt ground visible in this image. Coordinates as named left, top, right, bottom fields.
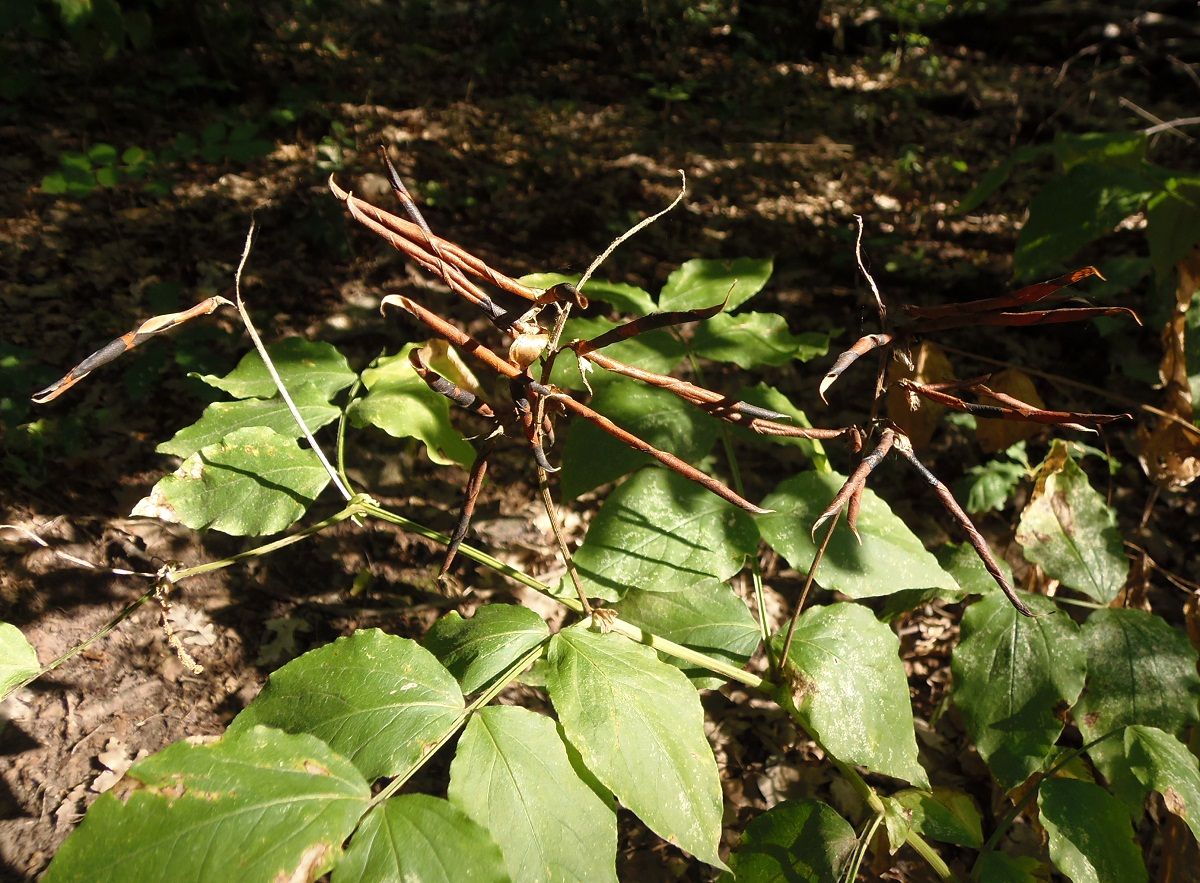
left=2, top=4, right=1198, bottom=880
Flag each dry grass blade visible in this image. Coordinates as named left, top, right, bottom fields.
left=902, top=266, right=1105, bottom=320
left=898, top=379, right=1130, bottom=430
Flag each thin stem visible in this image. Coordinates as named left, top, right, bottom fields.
left=778, top=514, right=841, bottom=667
left=606, top=619, right=767, bottom=690
left=367, top=639, right=549, bottom=812
left=170, top=502, right=365, bottom=581
left=843, top=812, right=884, bottom=883
left=18, top=586, right=157, bottom=691
left=232, top=220, right=352, bottom=500
left=537, top=466, right=592, bottom=616
left=336, top=377, right=363, bottom=496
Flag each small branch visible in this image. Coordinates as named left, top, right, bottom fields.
left=777, top=513, right=841, bottom=668
left=232, top=220, right=352, bottom=501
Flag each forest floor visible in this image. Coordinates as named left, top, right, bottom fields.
left=1, top=5, right=1197, bottom=880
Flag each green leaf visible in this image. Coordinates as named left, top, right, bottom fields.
left=690, top=312, right=828, bottom=369
left=44, top=726, right=369, bottom=883
left=157, top=383, right=340, bottom=459
left=41, top=171, right=68, bottom=194
left=934, top=542, right=1012, bottom=598
left=1053, top=131, right=1148, bottom=172
left=195, top=338, right=355, bottom=401
left=230, top=629, right=464, bottom=781
left=885, top=788, right=983, bottom=849
left=560, top=378, right=719, bottom=497
left=728, top=383, right=830, bottom=471
left=1015, top=441, right=1128, bottom=603
left=614, top=577, right=760, bottom=688
left=423, top=604, right=549, bottom=694
left=1015, top=162, right=1160, bottom=278
left=0, top=623, right=38, bottom=699
left=658, top=257, right=774, bottom=312
left=334, top=795, right=508, bottom=883
left=546, top=627, right=725, bottom=869
left=1147, top=177, right=1200, bottom=281
left=348, top=346, right=475, bottom=467
left=1124, top=725, right=1200, bottom=841
left=1038, top=778, right=1147, bottom=883
left=131, top=426, right=330, bottom=536
left=721, top=799, right=856, bottom=883
left=757, top=471, right=959, bottom=599
left=774, top=603, right=929, bottom=787
left=1074, top=609, right=1200, bottom=808
left=975, top=852, right=1048, bottom=883
left=951, top=592, right=1086, bottom=789
left=519, top=272, right=655, bottom=316
left=449, top=705, right=617, bottom=883
left=87, top=142, right=118, bottom=165
left=571, top=466, right=759, bottom=601
left=959, top=454, right=1027, bottom=514
left=552, top=316, right=685, bottom=390
left=955, top=144, right=1051, bottom=214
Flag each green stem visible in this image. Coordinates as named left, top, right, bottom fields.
left=606, top=618, right=767, bottom=690
left=844, top=811, right=884, bottom=883
left=170, top=502, right=365, bottom=581
left=335, top=377, right=363, bottom=496
left=368, top=639, right=549, bottom=811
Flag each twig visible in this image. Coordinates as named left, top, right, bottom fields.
left=232, top=219, right=352, bottom=501
left=777, top=514, right=842, bottom=668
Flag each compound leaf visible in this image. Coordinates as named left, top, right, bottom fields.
left=721, top=799, right=856, bottom=883
left=952, top=592, right=1086, bottom=789
left=449, top=705, right=617, bottom=883
left=774, top=603, right=929, bottom=787
left=230, top=629, right=464, bottom=781
left=1038, top=778, right=1147, bottom=883
left=132, top=426, right=329, bottom=536
left=572, top=466, right=759, bottom=601
left=195, top=337, right=355, bottom=401
left=423, top=604, right=549, bottom=694
left=44, top=726, right=369, bottom=883
left=335, top=795, right=508, bottom=883
left=758, top=471, right=959, bottom=598
left=546, top=627, right=725, bottom=869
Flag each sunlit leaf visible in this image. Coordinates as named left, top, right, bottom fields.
left=334, top=795, right=507, bottom=883
left=1124, top=725, right=1200, bottom=841
left=43, top=726, right=369, bottom=883
left=690, top=312, right=828, bottom=369
left=1015, top=441, right=1128, bottom=603
left=560, top=378, right=719, bottom=497
left=774, top=603, right=928, bottom=787
left=519, top=272, right=655, bottom=316
left=884, top=788, right=983, bottom=849
left=572, top=466, right=759, bottom=601
left=658, top=257, right=774, bottom=312
left=1074, top=609, right=1200, bottom=809
left=552, top=316, right=685, bottom=390
left=1038, top=778, right=1147, bottom=883
left=131, top=426, right=330, bottom=536
left=546, top=627, right=725, bottom=869
left=449, top=705, right=617, bottom=883
left=230, top=629, right=465, bottom=781
left=423, top=604, right=549, bottom=694
left=720, top=800, right=856, bottom=883
left=952, top=593, right=1086, bottom=789
left=614, top=577, right=760, bottom=688
left=758, top=470, right=959, bottom=599
left=0, top=623, right=38, bottom=700
left=195, top=338, right=355, bottom=401
left=348, top=345, right=475, bottom=468
left=157, top=383, right=340, bottom=459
